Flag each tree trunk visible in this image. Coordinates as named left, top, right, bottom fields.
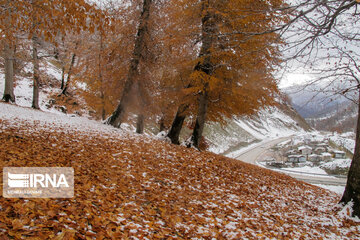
left=3, top=41, right=15, bottom=103
left=107, top=0, right=152, bottom=128
left=60, top=65, right=65, bottom=90
left=100, top=91, right=106, bottom=120
left=32, top=35, right=40, bottom=109
left=61, top=46, right=77, bottom=96
left=167, top=103, right=189, bottom=144
left=106, top=79, right=133, bottom=127
left=340, top=90, right=360, bottom=216
left=99, top=33, right=106, bottom=121
left=2, top=0, right=15, bottom=103
left=136, top=114, right=144, bottom=134
left=167, top=2, right=216, bottom=146
left=190, top=90, right=208, bottom=148
left=188, top=3, right=216, bottom=149
left=135, top=72, right=148, bottom=133
left=159, top=115, right=166, bottom=132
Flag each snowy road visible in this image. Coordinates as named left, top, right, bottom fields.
left=235, top=137, right=347, bottom=186
left=235, top=137, right=291, bottom=164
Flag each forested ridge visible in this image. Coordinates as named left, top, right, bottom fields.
left=1, top=0, right=286, bottom=148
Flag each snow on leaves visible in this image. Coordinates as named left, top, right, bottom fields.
left=0, top=115, right=360, bottom=239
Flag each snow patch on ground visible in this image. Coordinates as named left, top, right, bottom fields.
left=321, top=159, right=352, bottom=170
left=1, top=101, right=360, bottom=239
left=330, top=133, right=355, bottom=154
left=1, top=62, right=69, bottom=112
left=237, top=107, right=307, bottom=139
left=0, top=102, right=132, bottom=139
left=314, top=184, right=345, bottom=195
left=281, top=166, right=328, bottom=175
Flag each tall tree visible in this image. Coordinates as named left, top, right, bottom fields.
left=60, top=41, right=79, bottom=96
left=166, top=0, right=286, bottom=147
left=188, top=1, right=217, bottom=148
left=1, top=0, right=17, bottom=102
left=1, top=0, right=95, bottom=109
left=107, top=0, right=153, bottom=130
left=73, top=1, right=135, bottom=121
left=271, top=0, right=360, bottom=216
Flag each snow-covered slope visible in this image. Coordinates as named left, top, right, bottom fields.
left=205, top=101, right=311, bottom=154
left=284, top=84, right=357, bottom=133
left=0, top=62, right=62, bottom=110
left=1, top=102, right=360, bottom=239
left=1, top=62, right=311, bottom=156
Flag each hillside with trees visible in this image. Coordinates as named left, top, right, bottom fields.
left=1, top=0, right=360, bottom=238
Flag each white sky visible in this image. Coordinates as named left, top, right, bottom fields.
left=279, top=73, right=313, bottom=89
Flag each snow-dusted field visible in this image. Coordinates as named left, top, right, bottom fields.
left=1, top=102, right=360, bottom=239
left=1, top=62, right=63, bottom=111
left=330, top=133, right=355, bottom=154
left=314, top=184, right=345, bottom=195
left=281, top=165, right=328, bottom=175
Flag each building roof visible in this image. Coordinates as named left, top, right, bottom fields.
left=298, top=145, right=312, bottom=151
left=288, top=155, right=306, bottom=158
left=321, top=152, right=332, bottom=157
left=333, top=150, right=346, bottom=154
left=317, top=143, right=328, bottom=146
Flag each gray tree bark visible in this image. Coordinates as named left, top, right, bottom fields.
left=167, top=103, right=189, bottom=144
left=32, top=34, right=40, bottom=109
left=2, top=0, right=15, bottom=103
left=3, top=41, right=15, bottom=103
left=168, top=2, right=216, bottom=147
left=136, top=114, right=145, bottom=134
left=99, top=34, right=106, bottom=120
left=107, top=0, right=152, bottom=128
left=60, top=65, right=65, bottom=90
left=61, top=51, right=76, bottom=96
left=189, top=3, right=216, bottom=149
left=191, top=87, right=209, bottom=148
left=341, top=90, right=360, bottom=216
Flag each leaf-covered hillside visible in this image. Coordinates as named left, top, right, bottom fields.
left=0, top=102, right=359, bottom=239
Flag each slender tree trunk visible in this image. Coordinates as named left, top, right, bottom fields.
left=2, top=0, right=15, bottom=103
left=340, top=90, right=360, bottom=216
left=3, top=41, right=15, bottom=103
left=107, top=0, right=152, bottom=128
left=135, top=73, right=148, bottom=133
left=100, top=92, right=106, bottom=120
left=32, top=34, right=40, bottom=109
left=60, top=65, right=65, bottom=90
left=136, top=114, right=144, bottom=134
left=99, top=34, right=106, bottom=120
left=60, top=37, right=66, bottom=90
left=167, top=103, right=189, bottom=144
left=61, top=47, right=77, bottom=96
left=31, top=0, right=40, bottom=109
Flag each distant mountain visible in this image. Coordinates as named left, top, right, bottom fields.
left=306, top=102, right=357, bottom=133
left=283, top=84, right=357, bottom=133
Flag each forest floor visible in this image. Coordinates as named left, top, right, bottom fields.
left=0, top=102, right=360, bottom=239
